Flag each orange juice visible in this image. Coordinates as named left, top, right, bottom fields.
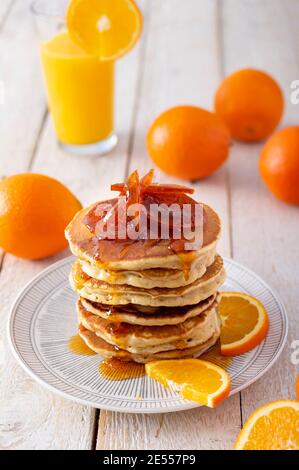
left=40, top=31, right=114, bottom=146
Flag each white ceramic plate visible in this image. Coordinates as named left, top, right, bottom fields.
left=8, top=256, right=288, bottom=413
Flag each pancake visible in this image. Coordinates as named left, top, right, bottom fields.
left=77, top=298, right=220, bottom=355
left=79, top=246, right=216, bottom=288
left=78, top=325, right=220, bottom=363
left=65, top=201, right=221, bottom=271
left=67, top=176, right=225, bottom=365
left=80, top=294, right=218, bottom=326
left=70, top=255, right=226, bottom=307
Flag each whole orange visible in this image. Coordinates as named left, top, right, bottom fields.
left=214, top=68, right=284, bottom=142
left=146, top=106, right=230, bottom=180
left=259, top=126, right=299, bottom=205
left=0, top=173, right=82, bottom=259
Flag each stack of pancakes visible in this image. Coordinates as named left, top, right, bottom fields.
left=66, top=196, right=226, bottom=364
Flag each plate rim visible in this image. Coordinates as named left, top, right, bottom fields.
left=7, top=255, right=289, bottom=414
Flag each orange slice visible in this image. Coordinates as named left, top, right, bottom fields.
left=296, top=374, right=299, bottom=400
left=219, top=292, right=269, bottom=356
left=66, top=0, right=143, bottom=60
left=145, top=359, right=230, bottom=408
left=235, top=400, right=299, bottom=450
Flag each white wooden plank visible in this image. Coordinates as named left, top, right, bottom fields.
left=0, top=0, right=46, bottom=174
left=124, top=0, right=230, bottom=256
left=97, top=0, right=241, bottom=450
left=0, top=0, right=94, bottom=451
left=0, top=0, right=14, bottom=26
left=98, top=406, right=239, bottom=450
left=0, top=1, right=143, bottom=450
left=0, top=253, right=97, bottom=450
left=221, top=0, right=299, bottom=424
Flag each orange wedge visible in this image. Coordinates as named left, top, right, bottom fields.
left=145, top=359, right=230, bottom=408
left=67, top=0, right=142, bottom=60
left=235, top=400, right=299, bottom=450
left=219, top=292, right=269, bottom=356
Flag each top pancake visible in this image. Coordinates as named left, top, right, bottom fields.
left=65, top=200, right=221, bottom=271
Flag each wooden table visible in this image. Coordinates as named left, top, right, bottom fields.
left=1, top=0, right=298, bottom=450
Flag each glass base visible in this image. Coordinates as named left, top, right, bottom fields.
left=59, top=133, right=118, bottom=156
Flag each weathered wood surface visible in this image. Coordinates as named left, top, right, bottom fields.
left=0, top=0, right=297, bottom=450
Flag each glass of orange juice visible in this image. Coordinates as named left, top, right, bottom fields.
left=31, top=0, right=117, bottom=156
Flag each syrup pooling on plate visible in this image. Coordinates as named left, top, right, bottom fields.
left=68, top=334, right=96, bottom=355
left=68, top=334, right=146, bottom=378
left=99, top=358, right=145, bottom=381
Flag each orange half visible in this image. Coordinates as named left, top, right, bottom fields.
left=219, top=292, right=269, bottom=356
left=67, top=0, right=143, bottom=60
left=145, top=359, right=230, bottom=408
left=235, top=400, right=299, bottom=450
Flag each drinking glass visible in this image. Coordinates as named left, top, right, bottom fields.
left=31, top=0, right=117, bottom=156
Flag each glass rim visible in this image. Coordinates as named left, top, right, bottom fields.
left=30, top=0, right=66, bottom=22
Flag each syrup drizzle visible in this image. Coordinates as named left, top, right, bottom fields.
left=99, top=358, right=145, bottom=381
left=177, top=252, right=196, bottom=280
